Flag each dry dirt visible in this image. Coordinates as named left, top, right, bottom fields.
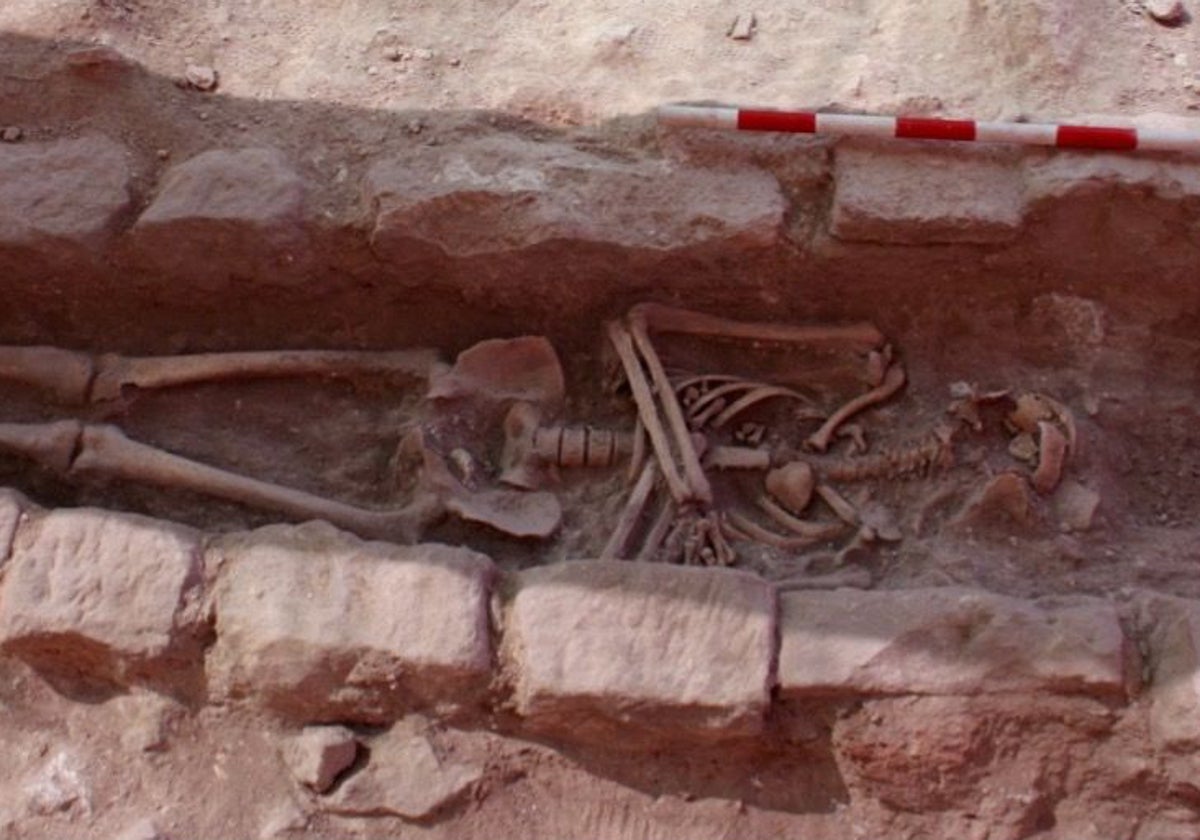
left=3, top=2, right=1200, bottom=839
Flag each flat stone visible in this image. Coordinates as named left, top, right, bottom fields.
left=830, top=145, right=1024, bottom=244
left=0, top=508, right=204, bottom=687
left=128, top=147, right=309, bottom=287
left=503, top=560, right=775, bottom=741
left=280, top=726, right=359, bottom=793
left=364, top=135, right=785, bottom=259
left=0, top=135, right=131, bottom=250
left=779, top=587, right=1128, bottom=698
left=207, top=522, right=494, bottom=722
left=1138, top=594, right=1200, bottom=751
left=328, top=717, right=481, bottom=819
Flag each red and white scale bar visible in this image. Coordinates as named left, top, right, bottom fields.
left=658, top=104, right=1200, bottom=153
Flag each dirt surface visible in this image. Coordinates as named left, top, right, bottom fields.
left=4, top=2, right=1200, bottom=839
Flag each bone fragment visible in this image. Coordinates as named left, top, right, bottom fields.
left=69, top=424, right=433, bottom=542
left=606, top=321, right=690, bottom=503
left=765, top=461, right=815, bottom=514
left=0, top=420, right=83, bottom=473
left=428, top=336, right=563, bottom=407
left=636, top=498, right=676, bottom=562
left=627, top=419, right=647, bottom=484
left=705, top=445, right=771, bottom=471
left=631, top=303, right=885, bottom=349
left=628, top=315, right=713, bottom=505
left=600, top=460, right=659, bottom=560
left=0, top=346, right=94, bottom=403
left=757, top=495, right=846, bottom=541
left=806, top=362, right=907, bottom=453
left=444, top=487, right=562, bottom=539
left=91, top=349, right=441, bottom=402
left=499, top=402, right=544, bottom=489
left=1032, top=421, right=1068, bottom=495
left=815, top=483, right=859, bottom=525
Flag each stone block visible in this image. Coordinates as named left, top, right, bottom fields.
left=830, top=144, right=1024, bottom=244
left=0, top=135, right=131, bottom=250
left=0, top=507, right=204, bottom=686
left=779, top=587, right=1128, bottom=698
left=206, top=522, right=494, bottom=722
left=1138, top=593, right=1200, bottom=751
left=127, top=147, right=309, bottom=286
left=503, top=560, right=775, bottom=741
left=364, top=135, right=784, bottom=259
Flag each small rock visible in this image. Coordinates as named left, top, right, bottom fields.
left=111, top=691, right=180, bottom=753
left=728, top=12, right=757, bottom=40
left=329, top=719, right=481, bottom=819
left=365, top=65, right=379, bottom=76
left=115, top=818, right=168, bottom=840
left=406, top=119, right=424, bottom=135
left=1, top=126, right=23, bottom=143
left=280, top=727, right=359, bottom=794
left=258, top=799, right=308, bottom=838
left=956, top=472, right=1031, bottom=528
left=1146, top=0, right=1188, bottom=26
left=24, top=751, right=91, bottom=817
left=184, top=64, right=218, bottom=91
left=155, top=148, right=170, bottom=160
left=414, top=48, right=435, bottom=60
left=384, top=47, right=405, bottom=62
left=1055, top=480, right=1101, bottom=532
left=448, top=57, right=461, bottom=67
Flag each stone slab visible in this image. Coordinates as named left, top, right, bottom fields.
left=0, top=507, right=204, bottom=686
left=364, top=135, right=785, bottom=259
left=779, top=587, right=1128, bottom=698
left=830, top=144, right=1024, bottom=244
left=0, top=135, right=131, bottom=249
left=127, top=146, right=309, bottom=286
left=503, top=560, right=775, bottom=741
left=206, top=522, right=495, bottom=722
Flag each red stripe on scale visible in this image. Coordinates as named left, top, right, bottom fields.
left=1056, top=125, right=1138, bottom=150
left=737, top=109, right=817, bottom=133
left=895, top=117, right=977, bottom=142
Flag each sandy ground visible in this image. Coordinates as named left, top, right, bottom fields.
left=3, top=0, right=1200, bottom=126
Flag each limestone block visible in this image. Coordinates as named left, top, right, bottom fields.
left=830, top=145, right=1024, bottom=244
left=1138, top=594, right=1200, bottom=751
left=364, top=136, right=785, bottom=259
left=0, top=135, right=131, bottom=250
left=128, top=147, right=309, bottom=286
left=207, top=522, right=494, bottom=722
left=0, top=507, right=203, bottom=686
left=503, top=560, right=775, bottom=741
left=779, top=587, right=1128, bottom=698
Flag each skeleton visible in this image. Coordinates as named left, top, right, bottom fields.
left=0, top=306, right=1076, bottom=566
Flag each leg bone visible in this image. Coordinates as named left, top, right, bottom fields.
left=0, top=347, right=94, bottom=404
left=631, top=303, right=885, bottom=349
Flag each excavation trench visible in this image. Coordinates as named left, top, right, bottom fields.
left=2, top=38, right=1200, bottom=838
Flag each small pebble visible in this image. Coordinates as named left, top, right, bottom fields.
left=448, top=57, right=461, bottom=66
left=414, top=48, right=435, bottom=60
left=728, top=12, right=757, bottom=41
left=366, top=65, right=379, bottom=76
left=385, top=47, right=405, bottom=62
left=0, top=126, right=22, bottom=143
left=155, top=148, right=170, bottom=160
left=1146, top=0, right=1188, bottom=26
left=184, top=64, right=218, bottom=91
left=407, top=119, right=424, bottom=135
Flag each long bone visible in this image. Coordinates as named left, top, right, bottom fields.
left=630, top=303, right=886, bottom=349
left=600, top=460, right=660, bottom=560
left=806, top=362, right=907, bottom=453
left=0, top=346, right=441, bottom=404
left=626, top=312, right=713, bottom=505
left=605, top=321, right=692, bottom=504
